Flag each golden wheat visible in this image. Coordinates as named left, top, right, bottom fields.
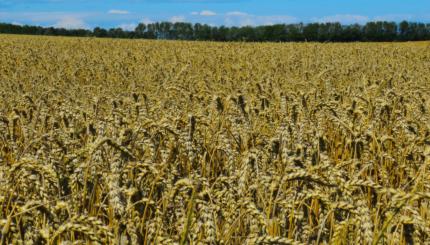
left=0, top=34, right=429, bottom=244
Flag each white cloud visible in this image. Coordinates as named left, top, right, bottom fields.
left=140, top=17, right=155, bottom=25
left=191, top=10, right=216, bottom=17
left=224, top=12, right=297, bottom=27
left=54, top=16, right=87, bottom=29
left=312, top=14, right=415, bottom=24
left=108, top=9, right=129, bottom=15
left=119, top=23, right=137, bottom=31
left=170, top=15, right=186, bottom=23
left=226, top=11, right=248, bottom=17
left=0, top=11, right=92, bottom=23
left=200, top=10, right=217, bottom=16
left=313, top=14, right=369, bottom=24
left=260, top=15, right=298, bottom=25
left=373, top=14, right=413, bottom=22
left=12, top=21, right=23, bottom=26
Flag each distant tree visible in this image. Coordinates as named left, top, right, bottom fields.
left=2, top=20, right=430, bottom=42
left=173, top=22, right=193, bottom=40
left=399, top=21, right=410, bottom=40
left=303, top=23, right=319, bottom=41
left=159, top=22, right=172, bottom=39
left=364, top=22, right=383, bottom=41
left=285, top=24, right=304, bottom=41
left=212, top=26, right=229, bottom=41
left=237, top=26, right=257, bottom=41
left=266, top=24, right=288, bottom=41
left=415, top=23, right=428, bottom=40
left=43, top=27, right=56, bottom=36
left=93, top=27, right=108, bottom=37
left=341, top=24, right=363, bottom=42
left=426, top=24, right=430, bottom=39
left=382, top=22, right=397, bottom=41
left=227, top=27, right=239, bottom=41
left=108, top=28, right=126, bottom=38
left=193, top=23, right=212, bottom=40
left=134, top=23, right=146, bottom=38
left=145, top=23, right=158, bottom=39
left=329, top=22, right=343, bottom=41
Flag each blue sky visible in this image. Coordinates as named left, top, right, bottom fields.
left=1, top=0, right=429, bottom=30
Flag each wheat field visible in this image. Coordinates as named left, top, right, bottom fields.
left=0, top=35, right=430, bottom=244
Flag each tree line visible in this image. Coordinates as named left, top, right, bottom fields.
left=1, top=21, right=430, bottom=42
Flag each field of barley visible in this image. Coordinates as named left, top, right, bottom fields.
left=0, top=34, right=429, bottom=244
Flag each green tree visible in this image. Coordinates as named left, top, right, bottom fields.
left=93, top=27, right=108, bottom=37
left=134, top=23, right=146, bottom=38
